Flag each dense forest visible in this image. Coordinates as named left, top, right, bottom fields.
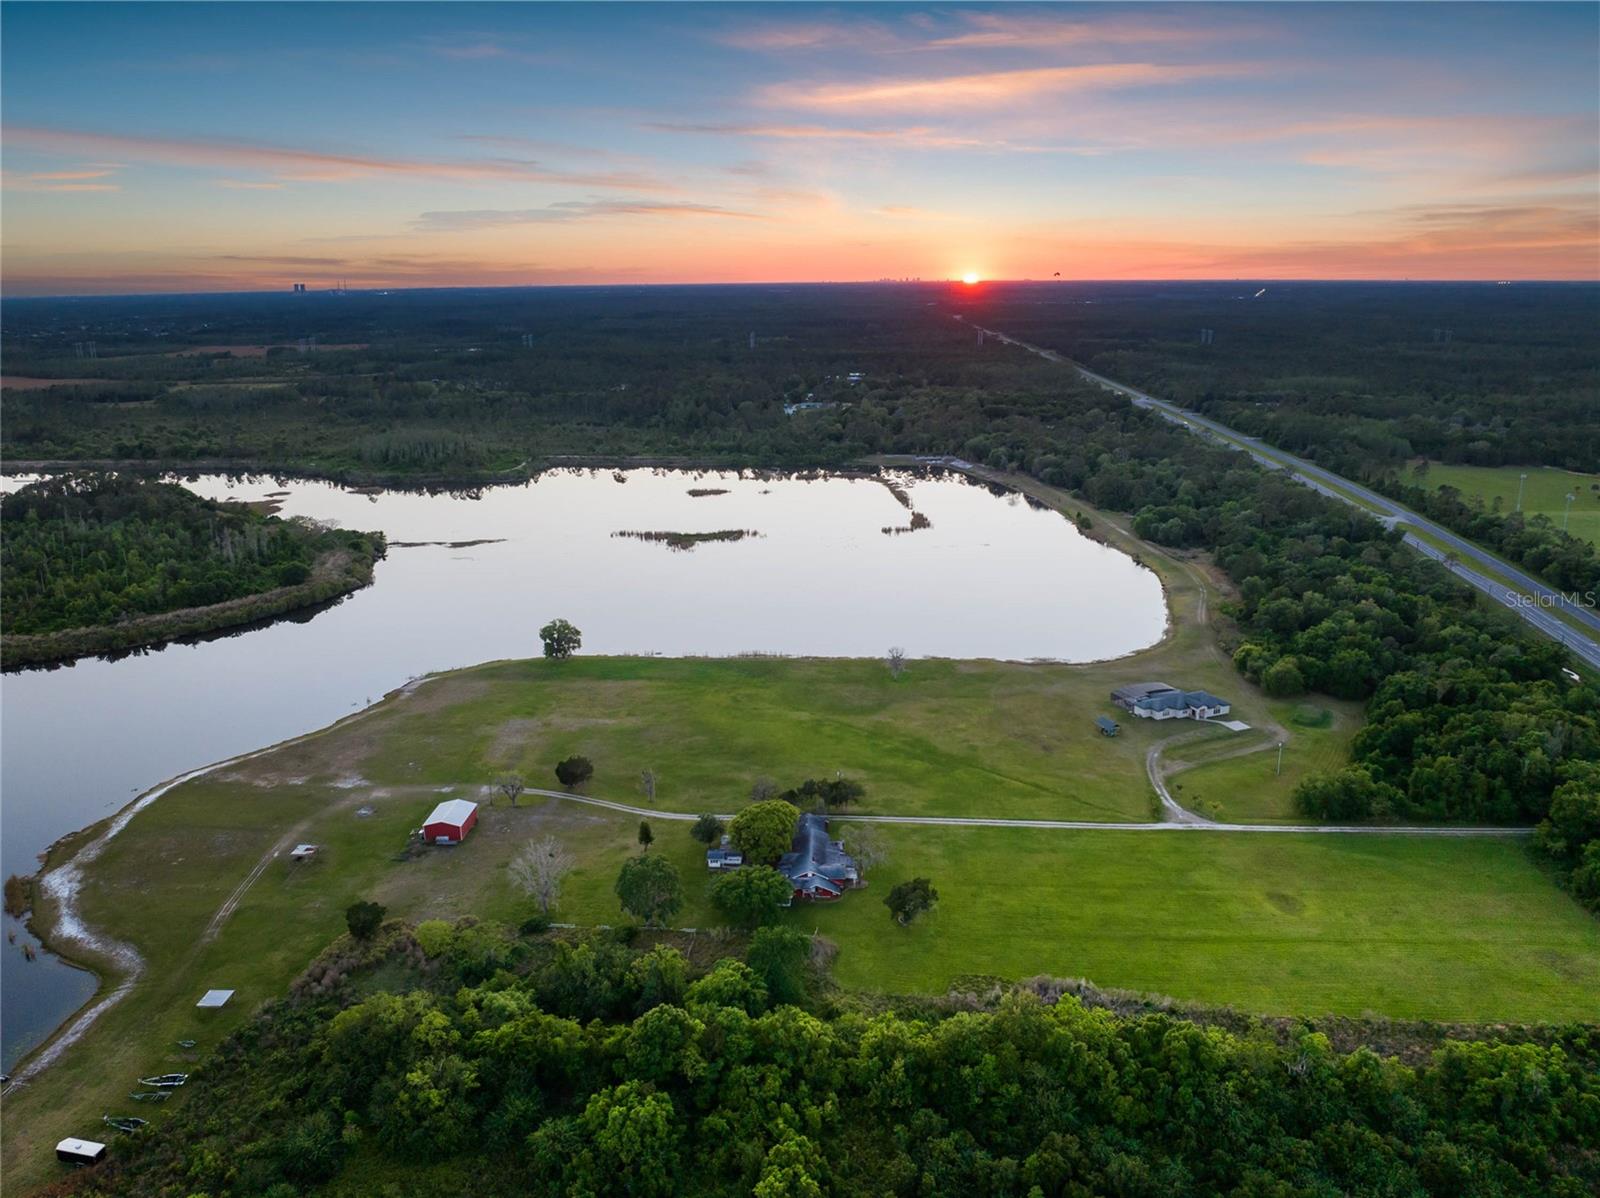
left=1, top=474, right=383, bottom=662
left=52, top=918, right=1600, bottom=1198
left=3, top=286, right=1597, bottom=893
left=960, top=282, right=1600, bottom=592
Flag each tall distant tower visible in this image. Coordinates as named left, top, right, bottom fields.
left=749, top=330, right=756, bottom=350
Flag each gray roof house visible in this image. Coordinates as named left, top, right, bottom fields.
left=777, top=813, right=859, bottom=901
left=1110, top=682, right=1180, bottom=711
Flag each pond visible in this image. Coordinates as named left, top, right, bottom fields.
left=0, top=466, right=1167, bottom=1068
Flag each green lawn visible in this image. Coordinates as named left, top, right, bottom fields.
left=1414, top=462, right=1600, bottom=548
left=1168, top=700, right=1361, bottom=822
left=807, top=826, right=1600, bottom=1022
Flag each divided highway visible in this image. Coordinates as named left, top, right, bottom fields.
left=960, top=317, right=1600, bottom=672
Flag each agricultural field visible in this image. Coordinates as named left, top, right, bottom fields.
left=1416, top=462, right=1600, bottom=548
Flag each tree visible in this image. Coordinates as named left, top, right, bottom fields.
left=508, top=835, right=575, bottom=916
left=711, top=865, right=791, bottom=928
left=884, top=878, right=938, bottom=925
left=779, top=778, right=864, bottom=809
left=842, top=824, right=886, bottom=882
left=495, top=773, right=525, bottom=808
left=690, top=812, right=724, bottom=846
left=746, top=926, right=811, bottom=1006
left=637, top=820, right=654, bottom=851
left=638, top=769, right=657, bottom=802
left=615, top=854, right=682, bottom=927
left=728, top=799, right=800, bottom=866
left=540, top=618, right=582, bottom=660
left=886, top=646, right=907, bottom=679
left=345, top=899, right=386, bottom=940
left=555, top=755, right=594, bottom=790
left=749, top=776, right=778, bottom=802
left=1262, top=657, right=1306, bottom=698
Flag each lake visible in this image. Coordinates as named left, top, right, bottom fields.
left=0, top=466, right=1166, bottom=1068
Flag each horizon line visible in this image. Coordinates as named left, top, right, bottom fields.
left=5, top=276, right=1598, bottom=302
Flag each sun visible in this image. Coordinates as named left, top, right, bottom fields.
left=961, top=271, right=981, bottom=285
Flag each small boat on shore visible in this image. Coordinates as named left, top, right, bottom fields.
left=129, top=1091, right=170, bottom=1103
left=103, top=1115, right=148, bottom=1133
left=135, top=1073, right=187, bottom=1088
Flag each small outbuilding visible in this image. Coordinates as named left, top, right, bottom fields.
left=1096, top=716, right=1120, bottom=737
left=196, top=989, right=234, bottom=1009
left=56, top=1138, right=107, bottom=1166
left=422, top=798, right=478, bottom=845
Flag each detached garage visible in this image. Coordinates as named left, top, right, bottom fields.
left=421, top=798, right=478, bottom=845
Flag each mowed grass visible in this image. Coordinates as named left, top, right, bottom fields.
left=1415, top=462, right=1600, bottom=548
left=806, top=826, right=1600, bottom=1022
left=1168, top=701, right=1361, bottom=822
left=360, top=656, right=1187, bottom=823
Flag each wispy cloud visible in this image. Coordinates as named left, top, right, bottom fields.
left=760, top=62, right=1254, bottom=111
left=645, top=120, right=1104, bottom=154
left=214, top=179, right=284, bottom=190
left=422, top=35, right=554, bottom=66
left=3, top=167, right=120, bottom=192
left=412, top=199, right=764, bottom=232
left=2, top=126, right=665, bottom=189
left=921, top=12, right=1241, bottom=51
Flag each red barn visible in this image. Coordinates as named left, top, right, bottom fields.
left=421, top=798, right=478, bottom=845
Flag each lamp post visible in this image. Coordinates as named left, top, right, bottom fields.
left=1564, top=493, right=1575, bottom=531
left=1516, top=472, right=1528, bottom=512
left=1276, top=742, right=1285, bottom=777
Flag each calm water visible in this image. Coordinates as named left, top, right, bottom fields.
left=0, top=467, right=1166, bottom=1067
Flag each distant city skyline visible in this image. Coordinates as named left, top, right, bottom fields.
left=2, top=1, right=1596, bottom=295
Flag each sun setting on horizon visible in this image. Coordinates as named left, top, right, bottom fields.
left=961, top=272, right=982, bottom=285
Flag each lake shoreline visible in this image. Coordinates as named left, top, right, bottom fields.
left=1, top=540, right=387, bottom=670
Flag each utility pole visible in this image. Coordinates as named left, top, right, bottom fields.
left=1516, top=472, right=1528, bottom=512
left=1564, top=493, right=1575, bottom=531
left=1276, top=742, right=1284, bottom=777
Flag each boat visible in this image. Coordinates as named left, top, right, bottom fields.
left=103, top=1115, right=148, bottom=1133
left=128, top=1091, right=170, bottom=1103
left=135, top=1073, right=188, bottom=1087
left=176, top=1039, right=196, bottom=1049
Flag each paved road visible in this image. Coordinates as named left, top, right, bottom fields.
left=959, top=317, right=1600, bottom=670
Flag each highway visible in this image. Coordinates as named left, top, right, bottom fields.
left=959, top=317, right=1600, bottom=672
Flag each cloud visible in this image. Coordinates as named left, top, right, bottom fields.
left=2, top=126, right=665, bottom=189
left=412, top=199, right=765, bottom=232
left=214, top=179, right=285, bottom=190
left=423, top=36, right=554, bottom=66
left=2, top=167, right=120, bottom=192
left=644, top=120, right=1103, bottom=154
left=718, top=10, right=1249, bottom=56
left=716, top=20, right=894, bottom=52
left=760, top=62, right=1253, bottom=111
left=921, top=12, right=1239, bottom=51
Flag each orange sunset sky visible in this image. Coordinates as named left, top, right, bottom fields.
left=2, top=2, right=1597, bottom=294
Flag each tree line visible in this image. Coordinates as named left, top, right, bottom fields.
left=55, top=916, right=1600, bottom=1197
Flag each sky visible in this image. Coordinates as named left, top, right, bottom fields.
left=1, top=2, right=1596, bottom=294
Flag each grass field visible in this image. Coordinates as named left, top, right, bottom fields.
left=1168, top=700, right=1361, bottom=822
left=1414, top=462, right=1600, bottom=548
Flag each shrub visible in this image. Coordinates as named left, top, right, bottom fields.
left=345, top=899, right=386, bottom=940
left=555, top=755, right=595, bottom=789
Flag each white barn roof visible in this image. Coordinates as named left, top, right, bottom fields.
left=424, top=798, right=478, bottom=828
